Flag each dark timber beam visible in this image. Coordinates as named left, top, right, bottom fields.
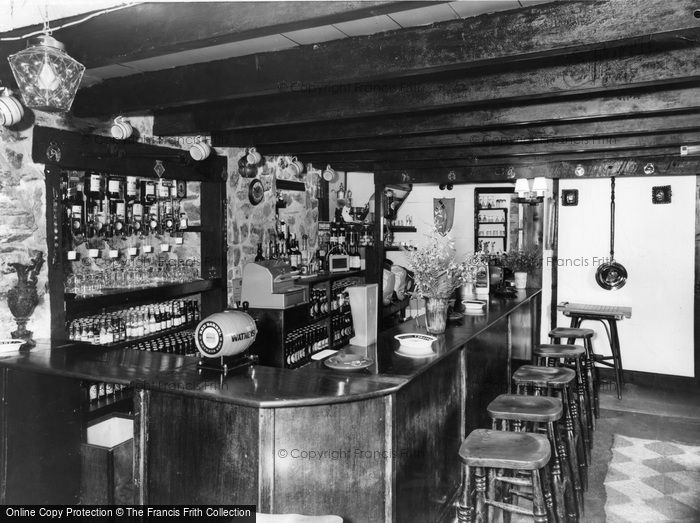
left=302, top=146, right=686, bottom=171
left=374, top=155, right=700, bottom=185
left=211, top=87, right=700, bottom=146
left=248, top=113, right=700, bottom=155
left=292, top=132, right=700, bottom=164
left=0, top=1, right=427, bottom=87
left=161, top=44, right=700, bottom=135
left=74, top=0, right=700, bottom=117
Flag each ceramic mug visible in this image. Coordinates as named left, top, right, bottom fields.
left=246, top=147, right=262, bottom=165
left=190, top=142, right=212, bottom=161
left=110, top=116, right=133, bottom=140
left=293, top=157, right=304, bottom=174
left=323, top=164, right=336, bottom=181
left=286, top=157, right=301, bottom=177
left=0, top=91, right=24, bottom=127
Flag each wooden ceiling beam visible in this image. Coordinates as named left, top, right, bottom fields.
left=214, top=87, right=700, bottom=146
left=167, top=43, right=700, bottom=135
left=75, top=0, right=699, bottom=117
left=374, top=155, right=700, bottom=184
left=249, top=113, right=700, bottom=155
left=292, top=133, right=700, bottom=165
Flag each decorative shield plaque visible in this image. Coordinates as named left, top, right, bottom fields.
left=433, top=198, right=455, bottom=236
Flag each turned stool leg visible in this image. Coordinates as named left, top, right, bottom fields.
left=474, top=467, right=487, bottom=522
left=551, top=422, right=579, bottom=521
left=562, top=386, right=587, bottom=501
left=532, top=469, right=548, bottom=523
left=573, top=357, right=592, bottom=452
left=458, top=464, right=472, bottom=523
left=583, top=337, right=598, bottom=423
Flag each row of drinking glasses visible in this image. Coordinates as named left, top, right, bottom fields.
left=66, top=262, right=200, bottom=296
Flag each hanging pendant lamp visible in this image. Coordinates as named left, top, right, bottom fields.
left=8, top=33, right=85, bottom=112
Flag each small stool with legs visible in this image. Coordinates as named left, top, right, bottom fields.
left=487, top=393, right=579, bottom=522
left=457, top=429, right=551, bottom=523
left=512, top=365, right=587, bottom=502
left=533, top=344, right=593, bottom=454
left=549, top=327, right=599, bottom=422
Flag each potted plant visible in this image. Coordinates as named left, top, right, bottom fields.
left=501, top=249, right=540, bottom=289
left=402, top=230, right=468, bottom=334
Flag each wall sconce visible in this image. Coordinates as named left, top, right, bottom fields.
left=514, top=177, right=547, bottom=204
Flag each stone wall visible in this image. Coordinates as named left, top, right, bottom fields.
left=223, top=148, right=320, bottom=305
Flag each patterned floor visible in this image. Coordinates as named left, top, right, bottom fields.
left=604, top=435, right=700, bottom=522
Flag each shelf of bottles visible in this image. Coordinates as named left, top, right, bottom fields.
left=330, top=277, right=362, bottom=349
left=61, top=170, right=203, bottom=299
left=67, top=298, right=201, bottom=355
left=82, top=380, right=133, bottom=421
left=476, top=194, right=510, bottom=255
left=283, top=323, right=330, bottom=369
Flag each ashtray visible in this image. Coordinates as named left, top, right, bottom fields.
left=462, top=300, right=486, bottom=311
left=394, top=333, right=437, bottom=354
left=0, top=339, right=24, bottom=354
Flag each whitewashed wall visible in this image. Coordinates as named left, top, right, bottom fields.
left=555, top=176, right=696, bottom=377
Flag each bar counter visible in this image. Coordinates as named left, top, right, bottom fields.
left=0, top=289, right=540, bottom=522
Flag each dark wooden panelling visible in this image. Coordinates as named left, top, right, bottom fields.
left=143, top=392, right=259, bottom=505
left=1, top=369, right=82, bottom=504
left=465, top=316, right=511, bottom=432
left=77, top=0, right=699, bottom=117
left=394, top=351, right=463, bottom=523
left=273, top=400, right=387, bottom=523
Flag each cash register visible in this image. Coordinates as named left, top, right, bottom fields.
left=241, top=260, right=306, bottom=309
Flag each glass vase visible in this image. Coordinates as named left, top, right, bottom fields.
left=425, top=297, right=449, bottom=334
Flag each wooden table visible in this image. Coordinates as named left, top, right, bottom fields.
left=557, top=302, right=632, bottom=399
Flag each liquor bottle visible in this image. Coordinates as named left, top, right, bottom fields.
left=141, top=180, right=156, bottom=205
left=110, top=198, right=126, bottom=237
left=147, top=205, right=160, bottom=234
left=255, top=243, right=265, bottom=262
left=68, top=182, right=85, bottom=239
left=125, top=176, right=138, bottom=203
left=162, top=200, right=175, bottom=232
left=86, top=171, right=104, bottom=201
left=106, top=175, right=123, bottom=201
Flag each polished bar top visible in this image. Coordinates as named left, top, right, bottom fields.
left=0, top=289, right=540, bottom=407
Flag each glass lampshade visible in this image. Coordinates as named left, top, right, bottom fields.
left=514, top=178, right=530, bottom=197
left=8, top=34, right=85, bottom=112
left=532, top=177, right=547, bottom=196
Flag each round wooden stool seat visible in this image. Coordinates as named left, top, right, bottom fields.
left=534, top=344, right=585, bottom=359
left=459, top=429, right=551, bottom=470
left=487, top=394, right=563, bottom=422
left=549, top=327, right=594, bottom=339
left=513, top=365, right=576, bottom=388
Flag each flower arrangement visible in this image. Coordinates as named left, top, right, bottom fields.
left=402, top=230, right=472, bottom=299
left=501, top=248, right=540, bottom=273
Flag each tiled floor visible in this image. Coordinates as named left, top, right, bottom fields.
left=582, top=382, right=700, bottom=522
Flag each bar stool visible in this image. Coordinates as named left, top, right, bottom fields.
left=533, top=344, right=593, bottom=451
left=512, top=365, right=587, bottom=499
left=549, top=327, right=599, bottom=419
left=458, top=429, right=551, bottom=523
left=487, top=394, right=579, bottom=522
